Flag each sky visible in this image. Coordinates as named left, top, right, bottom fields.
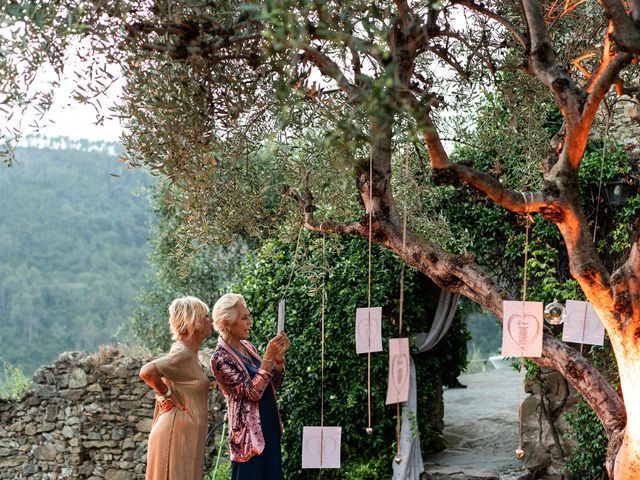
left=4, top=49, right=124, bottom=145
left=14, top=78, right=124, bottom=144
left=25, top=100, right=123, bottom=143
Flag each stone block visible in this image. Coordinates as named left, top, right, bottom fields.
left=37, top=422, right=56, bottom=433
left=61, top=389, right=84, bottom=401
left=65, top=415, right=80, bottom=426
left=86, top=402, right=103, bottom=414
left=21, top=463, right=39, bottom=475
left=105, top=469, right=134, bottom=480
left=24, top=422, right=37, bottom=436
left=33, top=444, right=57, bottom=461
left=45, top=405, right=59, bottom=422
left=135, top=419, right=152, bottom=433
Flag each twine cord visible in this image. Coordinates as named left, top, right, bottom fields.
left=395, top=154, right=409, bottom=459
left=366, top=155, right=373, bottom=431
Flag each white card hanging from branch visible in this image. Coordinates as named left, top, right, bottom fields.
left=385, top=337, right=410, bottom=405
left=501, top=300, right=543, bottom=357
left=355, top=307, right=383, bottom=354
left=302, top=426, right=342, bottom=469
left=277, top=299, right=285, bottom=334
left=562, top=300, right=605, bottom=346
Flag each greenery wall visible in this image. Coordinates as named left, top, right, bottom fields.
left=233, top=233, right=469, bottom=478
left=0, top=141, right=153, bottom=376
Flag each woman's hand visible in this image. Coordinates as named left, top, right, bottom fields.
left=158, top=396, right=186, bottom=414
left=265, top=332, right=290, bottom=360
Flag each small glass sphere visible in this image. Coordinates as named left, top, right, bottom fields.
left=394, top=455, right=403, bottom=464
left=544, top=300, right=566, bottom=325
left=515, top=447, right=525, bottom=459
left=365, top=427, right=373, bottom=435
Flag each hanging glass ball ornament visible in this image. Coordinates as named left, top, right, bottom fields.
left=394, top=455, right=403, bottom=464
left=515, top=447, right=525, bottom=459
left=365, top=427, right=373, bottom=435
left=544, top=300, right=566, bottom=325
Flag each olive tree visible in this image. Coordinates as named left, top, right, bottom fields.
left=2, top=0, right=640, bottom=476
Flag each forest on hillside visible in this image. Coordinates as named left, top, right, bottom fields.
left=0, top=139, right=153, bottom=376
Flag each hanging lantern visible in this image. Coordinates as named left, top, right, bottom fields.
left=544, top=300, right=565, bottom=325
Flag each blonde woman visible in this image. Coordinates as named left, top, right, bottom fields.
left=139, top=296, right=212, bottom=480
left=210, top=293, right=290, bottom=480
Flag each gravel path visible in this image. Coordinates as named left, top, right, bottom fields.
left=423, top=368, right=529, bottom=480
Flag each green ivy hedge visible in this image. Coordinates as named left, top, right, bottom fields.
left=228, top=232, right=468, bottom=479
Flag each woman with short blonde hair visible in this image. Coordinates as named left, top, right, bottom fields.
left=139, top=295, right=213, bottom=480
left=169, top=295, right=209, bottom=340
left=210, top=293, right=290, bottom=479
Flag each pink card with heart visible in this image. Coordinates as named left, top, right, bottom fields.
left=302, top=426, right=341, bottom=469
left=501, top=301, right=543, bottom=357
left=385, top=338, right=410, bottom=405
left=355, top=307, right=383, bottom=354
left=562, top=300, right=605, bottom=346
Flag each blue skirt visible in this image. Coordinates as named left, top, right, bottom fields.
left=232, top=362, right=283, bottom=480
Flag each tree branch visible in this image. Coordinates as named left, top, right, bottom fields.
left=536, top=335, right=626, bottom=439
left=453, top=0, right=527, bottom=49
left=521, top=0, right=586, bottom=123
left=300, top=46, right=358, bottom=100
left=611, top=230, right=640, bottom=324
left=601, top=0, right=640, bottom=54
left=393, top=0, right=412, bottom=31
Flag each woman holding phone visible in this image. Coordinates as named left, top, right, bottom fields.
left=210, top=293, right=290, bottom=480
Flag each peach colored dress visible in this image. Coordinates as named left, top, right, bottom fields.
left=145, top=341, right=209, bottom=480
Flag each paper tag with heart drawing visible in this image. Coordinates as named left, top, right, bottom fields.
left=501, top=301, right=543, bottom=357
left=562, top=300, right=605, bottom=346
left=302, top=426, right=341, bottom=469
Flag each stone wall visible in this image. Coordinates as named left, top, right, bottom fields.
left=0, top=346, right=225, bottom=480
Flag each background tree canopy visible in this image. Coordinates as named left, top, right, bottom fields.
left=0, top=139, right=153, bottom=376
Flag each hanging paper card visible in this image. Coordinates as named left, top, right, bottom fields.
left=501, top=301, right=543, bottom=357
left=385, top=338, right=410, bottom=405
left=355, top=307, right=383, bottom=354
left=278, top=299, right=285, bottom=333
left=563, top=300, right=605, bottom=346
left=302, top=426, right=341, bottom=469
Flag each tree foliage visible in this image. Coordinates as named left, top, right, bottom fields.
left=0, top=140, right=153, bottom=374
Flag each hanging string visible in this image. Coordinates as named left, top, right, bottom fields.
left=320, top=234, right=326, bottom=468
left=580, top=302, right=589, bottom=356
left=366, top=154, right=374, bottom=434
left=592, top=113, right=612, bottom=244
left=517, top=193, right=532, bottom=459
left=579, top=113, right=612, bottom=357
left=395, top=153, right=409, bottom=461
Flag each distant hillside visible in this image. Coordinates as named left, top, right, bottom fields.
left=0, top=140, right=154, bottom=375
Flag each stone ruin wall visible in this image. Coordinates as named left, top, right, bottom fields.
left=0, top=347, right=225, bottom=480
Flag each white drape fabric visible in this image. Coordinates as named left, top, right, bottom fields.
left=391, top=290, right=460, bottom=480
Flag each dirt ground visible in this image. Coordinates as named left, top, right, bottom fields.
left=423, top=367, right=529, bottom=480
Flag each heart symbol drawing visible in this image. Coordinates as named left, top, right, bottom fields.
left=567, top=307, right=602, bottom=338
left=390, top=353, right=409, bottom=397
left=305, top=433, right=338, bottom=464
left=357, top=316, right=379, bottom=344
left=507, top=313, right=539, bottom=350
